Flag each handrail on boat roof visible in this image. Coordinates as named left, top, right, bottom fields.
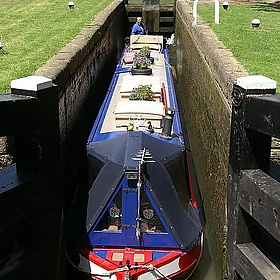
left=130, top=35, right=163, bottom=51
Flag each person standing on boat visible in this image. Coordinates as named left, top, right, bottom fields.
left=131, top=17, right=147, bottom=35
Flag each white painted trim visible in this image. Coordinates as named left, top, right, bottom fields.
left=11, top=75, right=53, bottom=91
left=237, top=75, right=277, bottom=90
left=138, top=256, right=181, bottom=280
left=120, top=76, right=161, bottom=94
left=114, top=101, right=164, bottom=116
left=78, top=254, right=118, bottom=280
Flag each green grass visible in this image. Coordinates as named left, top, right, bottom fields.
left=2, top=2, right=279, bottom=93
left=0, top=0, right=114, bottom=93
left=197, top=3, right=280, bottom=92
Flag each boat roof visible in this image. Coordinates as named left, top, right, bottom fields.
left=66, top=132, right=201, bottom=251
left=114, top=100, right=164, bottom=116
left=120, top=75, right=161, bottom=93
left=87, top=131, right=183, bottom=166
left=88, top=35, right=183, bottom=145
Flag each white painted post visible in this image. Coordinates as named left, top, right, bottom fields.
left=193, top=0, right=199, bottom=26
left=214, top=0, right=220, bottom=24
left=193, top=0, right=220, bottom=26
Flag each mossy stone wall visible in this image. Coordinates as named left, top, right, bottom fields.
left=175, top=2, right=248, bottom=279
left=35, top=0, right=127, bottom=202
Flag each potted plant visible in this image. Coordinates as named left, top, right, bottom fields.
left=138, top=46, right=154, bottom=64
left=131, top=55, right=152, bottom=75
left=133, top=55, right=151, bottom=69
left=138, top=46, right=151, bottom=57
left=129, top=84, right=154, bottom=101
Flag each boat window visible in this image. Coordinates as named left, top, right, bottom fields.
left=95, top=189, right=122, bottom=232
left=88, top=155, right=104, bottom=187
left=165, top=157, right=191, bottom=210
left=140, top=188, right=166, bottom=233
left=89, top=181, right=179, bottom=248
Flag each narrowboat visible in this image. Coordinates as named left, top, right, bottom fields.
left=65, top=35, right=203, bottom=280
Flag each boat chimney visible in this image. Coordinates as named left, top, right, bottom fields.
left=161, top=108, right=176, bottom=139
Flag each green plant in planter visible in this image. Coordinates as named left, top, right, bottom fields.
left=138, top=46, right=151, bottom=57
left=133, top=55, right=151, bottom=69
left=129, top=91, right=140, bottom=100
left=129, top=84, right=154, bottom=101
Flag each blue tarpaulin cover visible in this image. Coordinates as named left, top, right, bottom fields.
left=66, top=131, right=202, bottom=251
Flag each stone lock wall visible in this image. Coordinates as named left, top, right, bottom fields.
left=35, top=0, right=126, bottom=144
left=35, top=0, right=128, bottom=201
left=175, top=2, right=248, bottom=279
left=0, top=2, right=127, bottom=279
left=1, top=0, right=253, bottom=278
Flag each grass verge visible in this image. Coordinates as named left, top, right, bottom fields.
left=197, top=3, right=280, bottom=92
left=0, top=0, right=114, bottom=93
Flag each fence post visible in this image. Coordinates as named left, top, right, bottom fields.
left=229, top=75, right=276, bottom=175
left=227, top=75, right=280, bottom=280
left=7, top=75, right=63, bottom=279
left=10, top=76, right=59, bottom=174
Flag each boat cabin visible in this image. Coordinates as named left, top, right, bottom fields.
left=83, top=131, right=201, bottom=252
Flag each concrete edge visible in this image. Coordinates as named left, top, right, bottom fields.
left=35, top=0, right=123, bottom=83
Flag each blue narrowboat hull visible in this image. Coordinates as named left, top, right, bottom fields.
left=66, top=35, right=202, bottom=280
